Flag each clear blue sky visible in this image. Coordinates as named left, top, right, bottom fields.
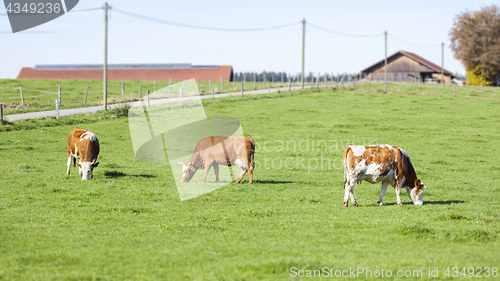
left=1, top=0, right=498, bottom=79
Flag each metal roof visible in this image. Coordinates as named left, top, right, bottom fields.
left=34, top=63, right=219, bottom=70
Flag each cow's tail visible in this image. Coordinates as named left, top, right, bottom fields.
left=342, top=145, right=352, bottom=189
left=249, top=138, right=256, bottom=168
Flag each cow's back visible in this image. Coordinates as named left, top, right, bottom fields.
left=192, top=136, right=254, bottom=163
left=68, top=127, right=99, bottom=162
left=343, top=145, right=401, bottom=184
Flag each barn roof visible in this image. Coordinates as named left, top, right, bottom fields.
left=358, top=50, right=455, bottom=77
left=17, top=64, right=233, bottom=81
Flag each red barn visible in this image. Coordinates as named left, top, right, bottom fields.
left=17, top=63, right=234, bottom=82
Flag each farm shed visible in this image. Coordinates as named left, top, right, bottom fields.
left=352, top=50, right=456, bottom=84
left=17, top=63, right=234, bottom=82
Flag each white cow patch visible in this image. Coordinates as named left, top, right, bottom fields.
left=79, top=161, right=94, bottom=181
left=73, top=143, right=79, bottom=158
left=380, top=144, right=394, bottom=150
left=81, top=132, right=97, bottom=142
left=235, top=159, right=247, bottom=171
left=350, top=145, right=366, bottom=157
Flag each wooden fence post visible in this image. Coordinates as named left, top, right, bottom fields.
left=241, top=82, right=244, bottom=97
left=19, top=87, right=24, bottom=105
left=58, top=85, right=61, bottom=105
left=220, top=76, right=223, bottom=92
left=209, top=77, right=212, bottom=93
left=55, top=99, right=59, bottom=119
left=84, top=86, right=88, bottom=104
left=211, top=87, right=214, bottom=99
left=139, top=81, right=142, bottom=98
left=0, top=104, right=3, bottom=125
left=147, top=90, right=150, bottom=107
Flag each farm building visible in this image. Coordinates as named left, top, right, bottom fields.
left=351, top=50, right=456, bottom=84
left=16, top=63, right=234, bottom=82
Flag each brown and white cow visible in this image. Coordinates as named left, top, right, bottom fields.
left=342, top=144, right=427, bottom=207
left=178, top=136, right=255, bottom=184
left=67, top=127, right=100, bottom=181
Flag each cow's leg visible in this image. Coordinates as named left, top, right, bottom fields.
left=349, top=184, right=358, bottom=207
left=247, top=162, right=254, bottom=184
left=377, top=182, right=389, bottom=206
left=395, top=176, right=405, bottom=206
left=234, top=158, right=248, bottom=184
left=343, top=176, right=358, bottom=207
left=201, top=160, right=214, bottom=183
left=213, top=163, right=220, bottom=183
left=66, top=156, right=72, bottom=175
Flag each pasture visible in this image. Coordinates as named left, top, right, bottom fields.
left=0, top=87, right=499, bottom=280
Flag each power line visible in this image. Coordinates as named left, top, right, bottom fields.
left=112, top=8, right=300, bottom=31
left=0, top=7, right=103, bottom=16
left=389, top=34, right=442, bottom=48
left=68, top=7, right=104, bottom=13
left=308, top=22, right=384, bottom=37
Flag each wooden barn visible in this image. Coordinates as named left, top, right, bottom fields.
left=17, top=63, right=234, bottom=82
left=352, top=50, right=456, bottom=84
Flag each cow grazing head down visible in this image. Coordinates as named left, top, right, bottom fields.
left=178, top=161, right=197, bottom=183
left=407, top=179, right=427, bottom=206
left=343, top=145, right=428, bottom=207
left=67, top=127, right=100, bottom=181
left=77, top=161, right=99, bottom=181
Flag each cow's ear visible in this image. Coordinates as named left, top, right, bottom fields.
left=77, top=162, right=82, bottom=168
left=92, top=162, right=99, bottom=167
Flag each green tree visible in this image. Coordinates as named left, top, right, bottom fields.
left=449, top=5, right=500, bottom=86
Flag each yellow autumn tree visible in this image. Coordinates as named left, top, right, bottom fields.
left=449, top=5, right=500, bottom=86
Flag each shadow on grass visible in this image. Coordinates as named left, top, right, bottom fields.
left=423, top=200, right=466, bottom=205
left=364, top=200, right=466, bottom=207
left=104, top=170, right=156, bottom=179
left=252, top=179, right=295, bottom=184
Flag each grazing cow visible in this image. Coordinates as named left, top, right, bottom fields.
left=67, top=127, right=100, bottom=181
left=342, top=145, right=427, bottom=207
left=178, top=136, right=255, bottom=184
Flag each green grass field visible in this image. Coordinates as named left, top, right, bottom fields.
left=0, top=86, right=499, bottom=280
left=0, top=78, right=498, bottom=115
left=0, top=78, right=304, bottom=115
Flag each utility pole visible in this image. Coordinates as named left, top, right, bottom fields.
left=384, top=30, right=387, bottom=92
left=103, top=2, right=108, bottom=110
left=441, top=42, right=444, bottom=84
left=301, top=18, right=306, bottom=89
